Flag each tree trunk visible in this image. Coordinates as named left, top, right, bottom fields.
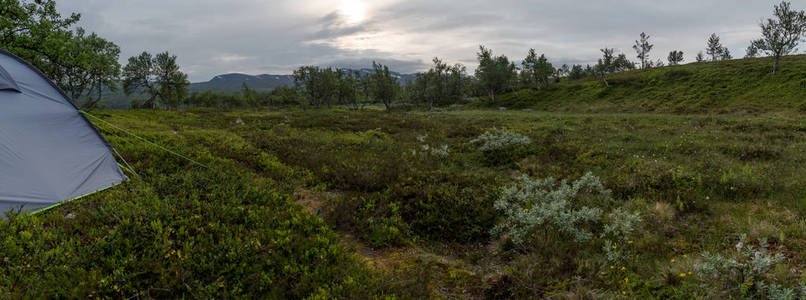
left=600, top=72, right=609, bottom=87
left=489, top=90, right=495, bottom=102
left=773, top=55, right=780, bottom=75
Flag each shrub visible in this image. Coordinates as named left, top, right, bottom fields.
left=492, top=172, right=641, bottom=265
left=695, top=235, right=803, bottom=299
left=393, top=172, right=500, bottom=242
left=470, top=128, right=531, bottom=165
left=492, top=172, right=613, bottom=245
left=470, top=128, right=531, bottom=152
left=602, top=208, right=642, bottom=263
left=413, top=134, right=451, bottom=158
left=324, top=193, right=410, bottom=248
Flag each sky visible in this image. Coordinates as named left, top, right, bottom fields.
left=56, top=0, right=795, bottom=82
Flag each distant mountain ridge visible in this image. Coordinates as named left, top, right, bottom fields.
left=190, top=73, right=295, bottom=93
left=97, top=68, right=420, bottom=109
left=191, top=69, right=419, bottom=94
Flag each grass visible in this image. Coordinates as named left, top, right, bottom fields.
left=475, top=55, right=806, bottom=114
left=4, top=106, right=806, bottom=298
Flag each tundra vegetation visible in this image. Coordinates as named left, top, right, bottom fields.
left=3, top=0, right=806, bottom=299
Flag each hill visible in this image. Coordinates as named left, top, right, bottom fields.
left=477, top=55, right=806, bottom=114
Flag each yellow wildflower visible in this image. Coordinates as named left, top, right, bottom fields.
left=688, top=272, right=692, bottom=275
left=610, top=266, right=615, bottom=269
left=682, top=254, right=688, bottom=258
left=670, top=258, right=675, bottom=263
left=679, top=273, right=686, bottom=278
left=627, top=240, right=633, bottom=244
left=621, top=266, right=626, bottom=271
left=622, top=291, right=626, bottom=295
left=624, top=277, right=629, bottom=284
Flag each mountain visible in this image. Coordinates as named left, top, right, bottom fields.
left=96, top=69, right=421, bottom=109
left=190, top=69, right=418, bottom=94
left=190, top=73, right=295, bottom=93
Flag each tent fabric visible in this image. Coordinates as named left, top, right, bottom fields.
left=0, top=49, right=126, bottom=214
left=0, top=64, right=20, bottom=92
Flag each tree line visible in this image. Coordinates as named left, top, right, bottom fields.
left=2, top=0, right=805, bottom=110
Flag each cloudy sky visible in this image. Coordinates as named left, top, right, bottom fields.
left=56, top=0, right=790, bottom=82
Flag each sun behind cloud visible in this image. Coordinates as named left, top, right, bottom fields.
left=339, top=0, right=366, bottom=24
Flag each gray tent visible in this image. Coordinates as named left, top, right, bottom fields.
left=0, top=49, right=126, bottom=214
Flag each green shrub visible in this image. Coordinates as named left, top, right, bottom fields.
left=392, top=172, right=500, bottom=242
left=610, top=158, right=703, bottom=213
left=324, top=193, right=411, bottom=248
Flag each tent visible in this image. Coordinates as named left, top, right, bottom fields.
left=0, top=49, right=126, bottom=215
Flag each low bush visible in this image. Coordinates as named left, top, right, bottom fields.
left=695, top=235, right=804, bottom=299
left=491, top=172, right=641, bottom=263
left=470, top=128, right=532, bottom=165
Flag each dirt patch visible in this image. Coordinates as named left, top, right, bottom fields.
left=293, top=188, right=328, bottom=216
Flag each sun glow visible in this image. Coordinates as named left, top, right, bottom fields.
left=339, top=0, right=366, bottom=24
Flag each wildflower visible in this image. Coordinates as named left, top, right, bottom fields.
left=601, top=271, right=607, bottom=275
left=612, top=245, right=617, bottom=249
left=627, top=240, right=633, bottom=244
left=610, top=266, right=615, bottom=269
left=524, top=208, right=529, bottom=212
left=670, top=258, right=675, bottom=263
left=622, top=291, right=626, bottom=295
left=682, top=254, right=687, bottom=258
left=113, top=285, right=119, bottom=291
left=621, top=266, right=626, bottom=271
left=624, top=277, right=629, bottom=284
left=688, top=272, right=692, bottom=275
left=679, top=273, right=686, bottom=278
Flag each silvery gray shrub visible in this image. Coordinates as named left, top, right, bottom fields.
left=696, top=234, right=802, bottom=299
left=470, top=128, right=531, bottom=152
left=413, top=134, right=450, bottom=158
left=491, top=172, right=640, bottom=251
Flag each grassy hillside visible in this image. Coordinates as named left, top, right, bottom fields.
left=4, top=108, right=806, bottom=298
left=477, top=55, right=806, bottom=114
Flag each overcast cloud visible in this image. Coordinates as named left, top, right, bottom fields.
left=56, top=0, right=796, bottom=82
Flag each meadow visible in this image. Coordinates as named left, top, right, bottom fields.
left=3, top=105, right=806, bottom=298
